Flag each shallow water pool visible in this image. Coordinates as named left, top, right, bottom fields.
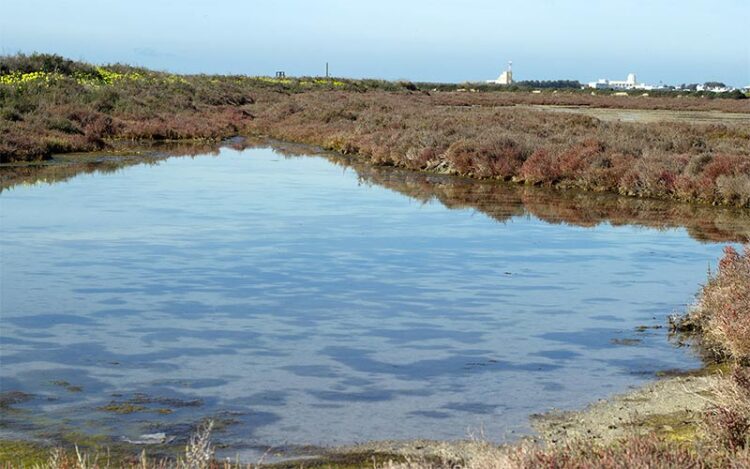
left=0, top=145, right=744, bottom=456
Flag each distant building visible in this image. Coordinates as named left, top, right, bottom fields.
left=487, top=61, right=513, bottom=85
left=697, top=84, right=733, bottom=93
left=588, top=73, right=645, bottom=90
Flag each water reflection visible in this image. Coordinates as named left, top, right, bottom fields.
left=322, top=153, right=750, bottom=244
left=1, top=141, right=747, bottom=456
left=4, top=139, right=746, bottom=243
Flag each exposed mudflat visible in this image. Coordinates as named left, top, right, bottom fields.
left=522, top=104, right=750, bottom=125
left=531, top=372, right=720, bottom=445
left=280, top=371, right=721, bottom=467
left=334, top=439, right=506, bottom=460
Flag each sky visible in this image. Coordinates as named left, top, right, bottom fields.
left=1, top=0, right=749, bottom=86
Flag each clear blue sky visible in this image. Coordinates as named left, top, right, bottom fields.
left=2, top=0, right=748, bottom=86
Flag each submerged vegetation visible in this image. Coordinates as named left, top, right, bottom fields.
left=2, top=53, right=750, bottom=207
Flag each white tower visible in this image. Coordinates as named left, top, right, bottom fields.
left=489, top=60, right=513, bottom=85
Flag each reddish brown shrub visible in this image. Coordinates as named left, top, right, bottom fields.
left=445, top=138, right=526, bottom=178
left=557, top=140, right=605, bottom=178
left=704, top=405, right=750, bottom=451
left=686, top=245, right=750, bottom=361
left=3, top=57, right=749, bottom=205
left=520, top=149, right=561, bottom=185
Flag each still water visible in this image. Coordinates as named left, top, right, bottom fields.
left=0, top=145, right=744, bottom=455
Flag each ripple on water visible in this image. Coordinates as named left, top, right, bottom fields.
left=0, top=145, right=744, bottom=449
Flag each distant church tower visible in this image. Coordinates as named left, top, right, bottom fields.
left=488, top=61, right=513, bottom=85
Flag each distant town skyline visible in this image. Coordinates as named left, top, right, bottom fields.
left=2, top=0, right=748, bottom=86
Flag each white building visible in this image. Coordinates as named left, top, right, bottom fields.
left=697, top=84, right=734, bottom=93
left=487, top=61, right=513, bottom=85
left=588, top=73, right=651, bottom=90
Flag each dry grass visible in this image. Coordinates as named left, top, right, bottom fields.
left=702, top=367, right=750, bottom=452
left=19, top=436, right=750, bottom=469
left=357, top=436, right=750, bottom=468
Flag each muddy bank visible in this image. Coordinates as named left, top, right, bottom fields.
left=268, top=368, right=723, bottom=467
left=531, top=371, right=720, bottom=445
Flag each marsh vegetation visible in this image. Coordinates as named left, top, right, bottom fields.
left=2, top=54, right=750, bottom=467
left=2, top=54, right=750, bottom=208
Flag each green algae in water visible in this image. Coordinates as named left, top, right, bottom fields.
left=50, top=380, right=83, bottom=393
left=0, top=440, right=49, bottom=466
left=0, top=391, right=32, bottom=409
left=98, top=403, right=147, bottom=414
left=634, top=410, right=700, bottom=443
